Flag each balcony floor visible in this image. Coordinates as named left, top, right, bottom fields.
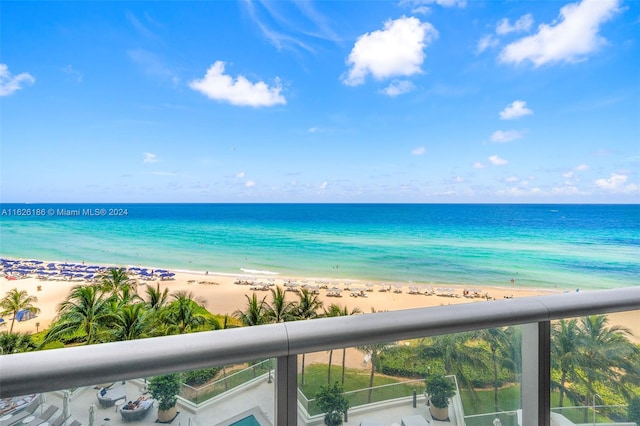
left=40, top=378, right=448, bottom=426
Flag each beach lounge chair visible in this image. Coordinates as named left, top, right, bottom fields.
left=119, top=399, right=153, bottom=421
left=1, top=397, right=39, bottom=426
left=359, top=420, right=384, bottom=426
left=96, top=387, right=126, bottom=408
left=25, top=405, right=59, bottom=426
left=49, top=412, right=67, bottom=426
left=401, top=415, right=429, bottom=426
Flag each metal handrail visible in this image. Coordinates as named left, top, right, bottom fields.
left=1, top=287, right=638, bottom=398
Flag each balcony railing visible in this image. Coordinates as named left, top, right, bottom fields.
left=1, top=287, right=639, bottom=426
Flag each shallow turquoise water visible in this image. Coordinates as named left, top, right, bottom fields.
left=1, top=203, right=638, bottom=290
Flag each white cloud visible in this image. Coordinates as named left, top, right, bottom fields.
left=476, top=34, right=499, bottom=54
left=236, top=171, right=246, bottom=179
left=343, top=16, right=438, bottom=86
left=400, top=0, right=466, bottom=13
left=62, top=65, right=83, bottom=82
left=472, top=162, right=485, bottom=169
left=496, top=14, right=534, bottom=35
left=499, top=100, right=533, bottom=120
left=411, top=146, right=426, bottom=156
left=143, top=152, right=158, bottom=163
left=402, top=0, right=466, bottom=7
left=564, top=163, right=590, bottom=178
left=245, top=180, right=256, bottom=188
left=381, top=80, right=416, bottom=97
left=0, top=64, right=35, bottom=96
left=411, top=6, right=431, bottom=15
left=319, top=181, right=328, bottom=190
left=490, top=130, right=523, bottom=143
left=189, top=61, right=286, bottom=107
left=489, top=155, right=508, bottom=166
left=594, top=173, right=639, bottom=193
left=499, top=0, right=621, bottom=67
left=505, top=176, right=520, bottom=183
left=127, top=49, right=175, bottom=79
left=551, top=185, right=582, bottom=195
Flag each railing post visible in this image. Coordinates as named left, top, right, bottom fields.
left=521, top=321, right=551, bottom=426
left=275, top=355, right=297, bottom=426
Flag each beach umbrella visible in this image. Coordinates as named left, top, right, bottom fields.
left=62, top=390, right=70, bottom=421
left=88, top=404, right=96, bottom=426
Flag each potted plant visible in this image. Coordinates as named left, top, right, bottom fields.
left=315, top=382, right=349, bottom=426
left=425, top=374, right=456, bottom=421
left=148, top=373, right=181, bottom=423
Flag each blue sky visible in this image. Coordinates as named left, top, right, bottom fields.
left=1, top=0, right=639, bottom=203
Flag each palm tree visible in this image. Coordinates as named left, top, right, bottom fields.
left=551, top=319, right=583, bottom=410
left=323, top=304, right=362, bottom=385
left=45, top=285, right=117, bottom=345
left=294, top=289, right=323, bottom=385
left=99, top=267, right=136, bottom=303
left=0, top=288, right=40, bottom=333
left=160, top=291, right=212, bottom=335
left=234, top=293, right=269, bottom=326
left=577, top=314, right=639, bottom=418
left=419, top=332, right=485, bottom=395
left=474, top=327, right=514, bottom=413
left=145, top=282, right=169, bottom=311
left=112, top=303, right=152, bottom=341
left=266, top=286, right=296, bottom=323
left=356, top=342, right=389, bottom=403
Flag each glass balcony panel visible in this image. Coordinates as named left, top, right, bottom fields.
left=177, top=359, right=275, bottom=425
left=297, top=345, right=429, bottom=425
left=550, top=310, right=640, bottom=425
left=0, top=359, right=277, bottom=426
left=297, top=327, right=526, bottom=426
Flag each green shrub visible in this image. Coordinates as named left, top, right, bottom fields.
left=182, top=368, right=219, bottom=386
left=379, top=345, right=515, bottom=388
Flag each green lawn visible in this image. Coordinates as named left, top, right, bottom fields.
left=299, top=364, right=425, bottom=416
left=461, top=386, right=615, bottom=425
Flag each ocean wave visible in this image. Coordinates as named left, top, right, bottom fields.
left=240, top=268, right=280, bottom=275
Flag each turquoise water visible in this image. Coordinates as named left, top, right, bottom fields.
left=0, top=203, right=638, bottom=290
left=229, top=415, right=261, bottom=426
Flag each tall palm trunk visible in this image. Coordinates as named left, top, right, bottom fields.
left=491, top=348, right=499, bottom=413
left=558, top=372, right=567, bottom=413
left=341, top=348, right=347, bottom=385
left=222, top=366, right=228, bottom=390
left=301, top=353, right=306, bottom=385
left=327, top=350, right=334, bottom=384
left=367, top=357, right=375, bottom=403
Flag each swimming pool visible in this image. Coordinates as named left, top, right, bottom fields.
left=215, top=407, right=271, bottom=426
left=229, top=414, right=261, bottom=426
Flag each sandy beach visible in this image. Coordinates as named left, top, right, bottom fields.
left=3, top=262, right=637, bottom=345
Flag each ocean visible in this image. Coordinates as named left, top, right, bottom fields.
left=0, top=203, right=638, bottom=291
